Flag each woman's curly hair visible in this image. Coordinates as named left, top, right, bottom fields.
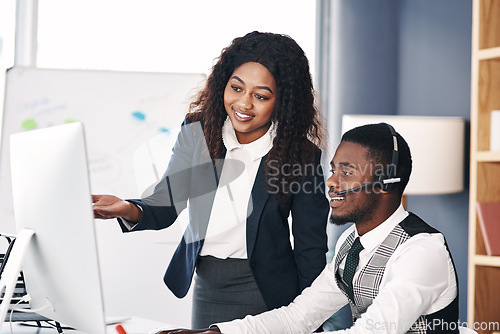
left=187, top=31, right=325, bottom=197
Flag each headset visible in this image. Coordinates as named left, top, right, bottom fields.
left=336, top=123, right=401, bottom=195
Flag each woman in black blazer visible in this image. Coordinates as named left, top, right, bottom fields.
left=93, top=31, right=329, bottom=328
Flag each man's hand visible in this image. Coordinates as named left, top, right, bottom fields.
left=155, top=328, right=221, bottom=334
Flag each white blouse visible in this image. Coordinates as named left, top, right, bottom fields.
left=199, top=118, right=275, bottom=259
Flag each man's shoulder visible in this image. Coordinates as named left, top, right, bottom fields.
left=399, top=212, right=440, bottom=237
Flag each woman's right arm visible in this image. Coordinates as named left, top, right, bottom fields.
left=92, top=119, right=204, bottom=231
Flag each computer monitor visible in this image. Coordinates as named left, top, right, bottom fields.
left=9, top=122, right=108, bottom=334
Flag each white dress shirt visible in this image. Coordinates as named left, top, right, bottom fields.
left=216, top=205, right=457, bottom=333
left=199, top=118, right=275, bottom=259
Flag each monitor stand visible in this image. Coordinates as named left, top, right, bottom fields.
left=0, top=229, right=35, bottom=330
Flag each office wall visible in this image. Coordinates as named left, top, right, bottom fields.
left=325, top=0, right=472, bottom=323
left=326, top=0, right=399, bottom=145
left=398, top=0, right=472, bottom=323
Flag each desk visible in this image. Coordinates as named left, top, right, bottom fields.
left=1, top=317, right=174, bottom=334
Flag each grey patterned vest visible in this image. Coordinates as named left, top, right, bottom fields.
left=334, top=213, right=459, bottom=334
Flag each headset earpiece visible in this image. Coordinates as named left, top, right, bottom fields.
left=377, top=123, right=400, bottom=192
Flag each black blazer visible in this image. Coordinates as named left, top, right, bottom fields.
left=120, top=119, right=329, bottom=310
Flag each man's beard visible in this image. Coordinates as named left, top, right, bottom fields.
left=329, top=192, right=378, bottom=226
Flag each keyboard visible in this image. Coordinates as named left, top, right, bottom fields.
left=5, top=310, right=52, bottom=322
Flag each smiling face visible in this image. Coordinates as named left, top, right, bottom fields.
left=327, top=141, right=381, bottom=229
left=224, top=62, right=277, bottom=144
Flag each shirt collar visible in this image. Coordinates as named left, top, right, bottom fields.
left=356, top=204, right=409, bottom=253
left=222, top=117, right=276, bottom=161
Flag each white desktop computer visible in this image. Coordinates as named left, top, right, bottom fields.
left=8, top=122, right=108, bottom=334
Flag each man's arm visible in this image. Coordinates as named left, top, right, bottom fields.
left=215, top=233, right=454, bottom=334
left=155, top=329, right=220, bottom=334
left=215, top=261, right=348, bottom=334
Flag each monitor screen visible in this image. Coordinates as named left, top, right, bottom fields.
left=9, top=122, right=107, bottom=334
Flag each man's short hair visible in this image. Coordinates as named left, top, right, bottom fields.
left=341, top=123, right=412, bottom=195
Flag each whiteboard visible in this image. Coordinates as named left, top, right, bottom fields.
left=1, top=67, right=205, bottom=234
left=0, top=67, right=206, bottom=326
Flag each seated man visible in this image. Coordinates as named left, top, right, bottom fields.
left=158, top=123, right=459, bottom=334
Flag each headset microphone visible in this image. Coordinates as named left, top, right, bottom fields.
left=335, top=182, right=376, bottom=195
left=335, top=176, right=401, bottom=195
